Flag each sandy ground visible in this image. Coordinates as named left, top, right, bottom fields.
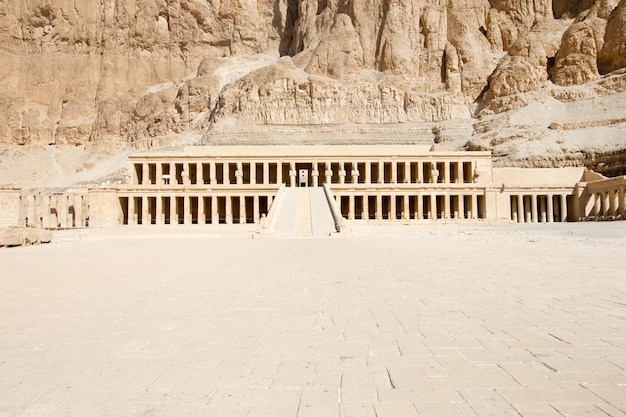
left=0, top=223, right=625, bottom=417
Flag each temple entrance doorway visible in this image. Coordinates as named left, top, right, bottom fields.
left=296, top=163, right=314, bottom=187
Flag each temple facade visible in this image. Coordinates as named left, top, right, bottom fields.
left=2, top=145, right=625, bottom=230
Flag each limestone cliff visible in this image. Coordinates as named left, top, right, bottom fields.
left=1, top=0, right=626, bottom=176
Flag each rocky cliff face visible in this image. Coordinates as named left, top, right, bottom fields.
left=1, top=0, right=626, bottom=172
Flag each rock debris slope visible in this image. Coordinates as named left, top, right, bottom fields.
left=1, top=0, right=626, bottom=177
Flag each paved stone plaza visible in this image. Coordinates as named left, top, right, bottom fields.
left=0, top=223, right=625, bottom=417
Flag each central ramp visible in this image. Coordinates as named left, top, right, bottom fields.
left=272, top=188, right=336, bottom=237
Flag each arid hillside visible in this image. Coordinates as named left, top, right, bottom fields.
left=1, top=0, right=626, bottom=186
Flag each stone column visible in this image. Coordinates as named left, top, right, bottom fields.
left=289, top=162, right=296, bottom=187
left=156, top=163, right=163, bottom=186
left=458, top=194, right=465, bottom=219
left=312, top=169, right=319, bottom=187
left=417, top=161, right=423, bottom=183
left=128, top=195, right=136, bottom=225
left=517, top=195, right=524, bottom=223
left=390, top=195, right=396, bottom=220
left=141, top=163, right=148, bottom=185
left=362, top=196, right=369, bottom=220
left=378, top=162, right=384, bottom=184
left=198, top=195, right=205, bottom=224
left=195, top=162, right=202, bottom=185
left=236, top=162, right=244, bottom=185
left=430, top=194, right=437, bottom=219
left=223, top=163, right=230, bottom=185
left=539, top=195, right=546, bottom=223
left=250, top=163, right=256, bottom=185
left=443, top=194, right=450, bottom=219
left=547, top=195, right=554, bottom=223
left=404, top=162, right=411, bottom=184
left=182, top=195, right=190, bottom=224
left=226, top=196, right=233, bottom=224
left=142, top=195, right=150, bottom=225
left=472, top=194, right=478, bottom=220
left=263, top=162, right=269, bottom=185
left=277, top=163, right=283, bottom=185
left=339, top=162, right=346, bottom=185
left=365, top=162, right=371, bottom=184
left=375, top=194, right=382, bottom=220
left=610, top=190, right=618, bottom=217
left=531, top=194, right=538, bottom=223
left=443, top=161, right=449, bottom=183
left=212, top=196, right=219, bottom=224
left=348, top=195, right=354, bottom=220
left=156, top=195, right=163, bottom=225
left=240, top=196, right=246, bottom=224
left=619, top=189, right=626, bottom=219
left=210, top=162, right=217, bottom=185
left=253, top=195, right=260, bottom=224
left=417, top=194, right=423, bottom=220
left=325, top=162, right=332, bottom=184
left=403, top=194, right=410, bottom=220
left=170, top=196, right=176, bottom=224
left=560, top=194, right=568, bottom=222
left=391, top=161, right=397, bottom=184
left=182, top=163, right=190, bottom=186
left=351, top=163, right=359, bottom=184
left=456, top=162, right=463, bottom=184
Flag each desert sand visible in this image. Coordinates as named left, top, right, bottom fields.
left=0, top=222, right=625, bottom=417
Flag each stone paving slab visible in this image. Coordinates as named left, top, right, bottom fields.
left=0, top=222, right=625, bottom=417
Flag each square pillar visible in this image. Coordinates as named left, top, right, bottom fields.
left=403, top=194, right=410, bottom=220
left=404, top=162, right=411, bottom=184
left=211, top=196, right=219, bottom=224
left=169, top=196, right=176, bottom=224
left=210, top=162, right=217, bottom=185
left=390, top=195, right=396, bottom=220
left=348, top=195, right=354, bottom=220
left=240, top=196, right=246, bottom=224
left=417, top=161, right=423, bottom=183
left=156, top=163, right=163, bottom=186
left=365, top=162, right=371, bottom=184
left=375, top=194, right=382, bottom=220
left=156, top=195, right=163, bottom=225
left=362, top=196, right=369, bottom=220
left=471, top=194, right=478, bottom=220
left=142, top=195, right=149, bottom=225
left=429, top=194, right=436, bottom=220
left=223, top=163, right=230, bottom=185
left=277, top=163, right=283, bottom=185
left=517, top=195, right=524, bottom=223
left=263, top=162, right=270, bottom=185
left=443, top=194, right=450, bottom=219
left=417, top=193, right=423, bottom=220
left=253, top=195, right=260, bottom=224
left=226, top=196, right=233, bottom=224
left=458, top=194, right=465, bottom=219
left=183, top=195, right=191, bottom=224
left=250, top=163, right=257, bottom=185
left=391, top=161, right=397, bottom=184
left=456, top=162, right=463, bottom=184
left=128, top=195, right=136, bottom=225
left=198, top=195, right=205, bottom=224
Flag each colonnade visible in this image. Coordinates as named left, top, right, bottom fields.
left=122, top=194, right=273, bottom=225
left=584, top=188, right=626, bottom=220
left=19, top=194, right=88, bottom=229
left=335, top=192, right=485, bottom=220
left=510, top=194, right=569, bottom=223
left=131, top=159, right=477, bottom=187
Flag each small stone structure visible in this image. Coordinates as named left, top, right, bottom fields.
left=1, top=145, right=625, bottom=230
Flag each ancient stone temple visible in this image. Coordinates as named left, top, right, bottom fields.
left=89, top=145, right=626, bottom=230
left=2, top=145, right=625, bottom=232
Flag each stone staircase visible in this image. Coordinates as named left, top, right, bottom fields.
left=271, top=187, right=336, bottom=237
